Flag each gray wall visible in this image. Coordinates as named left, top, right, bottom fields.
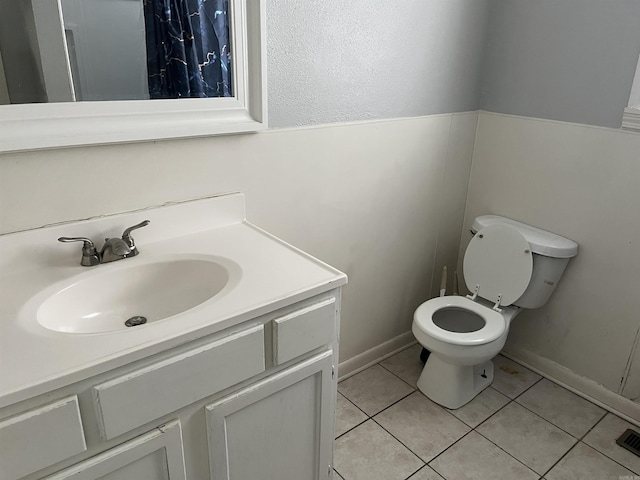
left=267, top=0, right=491, bottom=128
left=481, top=0, right=640, bottom=128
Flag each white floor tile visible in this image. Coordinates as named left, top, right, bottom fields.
left=476, top=401, right=576, bottom=475
left=374, top=392, right=470, bottom=462
left=491, top=355, right=541, bottom=399
left=583, top=413, right=640, bottom=474
left=516, top=378, right=606, bottom=437
left=430, top=431, right=538, bottom=480
left=379, top=344, right=425, bottom=387
left=448, top=387, right=510, bottom=428
left=335, top=393, right=368, bottom=438
left=333, top=420, right=424, bottom=480
left=333, top=359, right=634, bottom=480
left=338, top=364, right=414, bottom=416
left=546, top=442, right=634, bottom=480
left=407, top=465, right=445, bottom=479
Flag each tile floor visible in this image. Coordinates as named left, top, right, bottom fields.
left=334, top=344, right=640, bottom=480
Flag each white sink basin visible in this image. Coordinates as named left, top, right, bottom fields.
left=35, top=255, right=235, bottom=334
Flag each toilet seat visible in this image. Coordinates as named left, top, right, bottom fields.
left=414, top=296, right=505, bottom=346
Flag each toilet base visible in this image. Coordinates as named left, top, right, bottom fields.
left=416, top=355, right=494, bottom=409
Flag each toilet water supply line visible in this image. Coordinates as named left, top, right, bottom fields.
left=453, top=270, right=459, bottom=295
left=439, top=266, right=459, bottom=297
left=440, top=266, right=447, bottom=297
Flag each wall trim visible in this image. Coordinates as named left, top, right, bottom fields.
left=338, top=332, right=416, bottom=382
left=622, top=107, right=640, bottom=132
left=503, top=346, right=640, bottom=426
left=263, top=111, right=479, bottom=135
left=480, top=110, right=640, bottom=135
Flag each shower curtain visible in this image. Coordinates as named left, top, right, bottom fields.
left=143, top=0, right=232, bottom=99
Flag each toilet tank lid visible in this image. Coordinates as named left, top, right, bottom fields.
left=471, top=215, right=579, bottom=258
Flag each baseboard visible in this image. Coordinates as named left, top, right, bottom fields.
left=338, top=331, right=416, bottom=382
left=503, top=346, right=640, bottom=426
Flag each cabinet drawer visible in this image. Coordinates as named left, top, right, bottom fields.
left=93, top=324, right=265, bottom=440
left=0, top=396, right=86, bottom=480
left=273, top=298, right=335, bottom=365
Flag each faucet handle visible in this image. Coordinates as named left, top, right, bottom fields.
left=122, top=220, right=150, bottom=240
left=121, top=220, right=150, bottom=255
left=58, top=236, right=95, bottom=246
left=58, top=237, right=100, bottom=266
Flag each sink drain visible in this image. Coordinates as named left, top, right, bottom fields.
left=125, top=316, right=147, bottom=327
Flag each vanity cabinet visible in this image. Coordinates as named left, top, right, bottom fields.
left=0, top=290, right=341, bottom=480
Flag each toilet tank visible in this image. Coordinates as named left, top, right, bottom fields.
left=471, top=216, right=579, bottom=309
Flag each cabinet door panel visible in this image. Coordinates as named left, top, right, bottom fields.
left=206, top=351, right=334, bottom=480
left=0, top=396, right=86, bottom=480
left=44, top=420, right=186, bottom=480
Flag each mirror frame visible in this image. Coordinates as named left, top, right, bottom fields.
left=0, top=0, right=266, bottom=153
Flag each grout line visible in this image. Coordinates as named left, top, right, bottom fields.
left=423, top=429, right=477, bottom=469
left=471, top=425, right=543, bottom=477
left=537, top=414, right=608, bottom=477
left=368, top=414, right=429, bottom=468
left=337, top=373, right=416, bottom=417
left=334, top=417, right=368, bottom=441
left=336, top=391, right=370, bottom=418
left=461, top=395, right=540, bottom=472
left=469, top=378, right=577, bottom=477
left=513, top=393, right=601, bottom=439
left=369, top=389, right=417, bottom=418
left=575, top=413, right=640, bottom=475
left=505, top=378, right=638, bottom=474
left=402, top=464, right=429, bottom=480
left=333, top=391, right=370, bottom=441
left=466, top=396, right=514, bottom=431
left=511, top=374, right=544, bottom=399
left=377, top=361, right=421, bottom=391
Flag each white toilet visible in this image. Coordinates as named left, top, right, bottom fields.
left=412, top=215, right=578, bottom=409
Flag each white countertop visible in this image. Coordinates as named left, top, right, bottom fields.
left=0, top=194, right=346, bottom=408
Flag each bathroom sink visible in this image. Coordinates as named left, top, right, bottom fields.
left=35, top=255, right=234, bottom=334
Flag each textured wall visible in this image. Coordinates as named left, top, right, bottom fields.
left=481, top=0, right=640, bottom=128
left=267, top=0, right=491, bottom=128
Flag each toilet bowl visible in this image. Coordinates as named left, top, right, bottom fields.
left=413, top=296, right=520, bottom=409
left=412, top=215, right=578, bottom=409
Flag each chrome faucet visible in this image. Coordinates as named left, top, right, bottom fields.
left=100, top=237, right=132, bottom=263
left=58, top=220, right=150, bottom=266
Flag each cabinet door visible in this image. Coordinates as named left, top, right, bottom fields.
left=43, top=420, right=186, bottom=480
left=206, top=350, right=335, bottom=480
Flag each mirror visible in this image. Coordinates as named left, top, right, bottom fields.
left=0, top=0, right=233, bottom=104
left=0, top=0, right=265, bottom=152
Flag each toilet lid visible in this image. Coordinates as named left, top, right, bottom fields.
left=464, top=224, right=533, bottom=306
